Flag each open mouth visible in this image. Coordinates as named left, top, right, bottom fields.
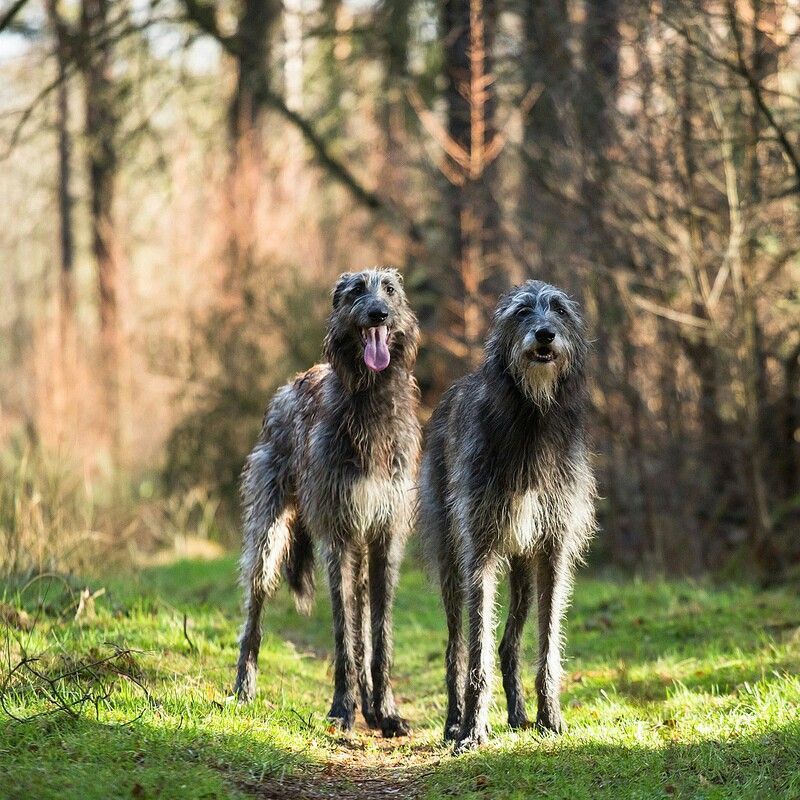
left=360, top=325, right=391, bottom=372
left=531, top=347, right=557, bottom=364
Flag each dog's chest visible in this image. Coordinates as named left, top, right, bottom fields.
left=347, top=473, right=409, bottom=534
left=505, top=488, right=546, bottom=552
left=501, top=473, right=595, bottom=554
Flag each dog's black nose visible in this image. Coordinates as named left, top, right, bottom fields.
left=535, top=327, right=555, bottom=344
left=368, top=306, right=389, bottom=323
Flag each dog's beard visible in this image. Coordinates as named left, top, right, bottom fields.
left=510, top=342, right=564, bottom=409
left=519, top=362, right=559, bottom=408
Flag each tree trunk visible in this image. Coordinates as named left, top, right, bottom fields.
left=46, top=0, right=75, bottom=354
left=81, top=0, right=119, bottom=457
left=578, top=0, right=627, bottom=561
left=382, top=0, right=410, bottom=154
left=519, top=0, right=572, bottom=266
left=226, top=0, right=278, bottom=297
left=441, top=0, right=502, bottom=369
left=736, top=0, right=777, bottom=578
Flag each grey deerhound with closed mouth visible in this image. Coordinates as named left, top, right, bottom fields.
left=420, top=280, right=596, bottom=753
left=234, top=268, right=420, bottom=738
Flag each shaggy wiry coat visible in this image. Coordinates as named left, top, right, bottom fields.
left=420, top=280, right=596, bottom=752
left=234, top=268, right=420, bottom=737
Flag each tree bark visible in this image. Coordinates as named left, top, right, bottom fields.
left=225, top=0, right=279, bottom=297
left=46, top=0, right=75, bottom=353
left=519, top=0, right=572, bottom=260
left=441, top=0, right=502, bottom=369
left=734, top=0, right=777, bottom=578
left=81, top=0, right=119, bottom=456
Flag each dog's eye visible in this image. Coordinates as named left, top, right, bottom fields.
left=384, top=285, right=395, bottom=296
left=515, top=306, right=531, bottom=317
left=551, top=302, right=567, bottom=316
left=351, top=282, right=366, bottom=296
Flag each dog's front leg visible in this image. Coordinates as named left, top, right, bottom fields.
left=368, top=534, right=410, bottom=737
left=353, top=547, right=377, bottom=728
left=534, top=543, right=572, bottom=735
left=499, top=555, right=534, bottom=729
left=326, top=543, right=358, bottom=730
left=456, top=548, right=498, bottom=753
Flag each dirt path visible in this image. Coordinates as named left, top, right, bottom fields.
left=239, top=725, right=442, bottom=800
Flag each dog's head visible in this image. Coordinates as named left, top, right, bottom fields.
left=486, top=280, right=587, bottom=407
left=324, top=268, right=419, bottom=387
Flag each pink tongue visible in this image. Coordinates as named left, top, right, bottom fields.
left=364, top=326, right=390, bottom=372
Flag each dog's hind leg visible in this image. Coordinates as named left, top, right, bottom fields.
left=441, top=552, right=465, bottom=741
left=456, top=548, right=499, bottom=753
left=327, top=543, right=358, bottom=730
left=368, top=535, right=410, bottom=738
left=534, top=543, right=573, bottom=734
left=234, top=507, right=293, bottom=701
left=353, top=546, right=377, bottom=728
left=234, top=402, right=295, bottom=702
left=499, top=555, right=534, bottom=729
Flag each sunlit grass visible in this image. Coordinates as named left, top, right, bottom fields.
left=1, top=556, right=799, bottom=799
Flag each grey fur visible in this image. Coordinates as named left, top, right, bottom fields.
left=419, top=280, right=597, bottom=753
left=234, top=268, right=421, bottom=738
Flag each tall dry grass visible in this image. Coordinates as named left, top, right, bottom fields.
left=0, top=439, right=232, bottom=577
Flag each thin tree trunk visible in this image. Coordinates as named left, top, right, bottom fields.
left=226, top=0, right=278, bottom=299
left=441, top=0, right=501, bottom=367
left=46, top=0, right=75, bottom=353
left=81, top=0, right=119, bottom=457
left=519, top=0, right=571, bottom=263
left=382, top=0, right=410, bottom=155
left=735, top=0, right=777, bottom=578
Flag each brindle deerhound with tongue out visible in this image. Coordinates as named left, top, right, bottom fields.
left=234, top=268, right=420, bottom=738
left=420, top=280, right=596, bottom=753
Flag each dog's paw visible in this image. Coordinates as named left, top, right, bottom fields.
left=453, top=726, right=489, bottom=754
left=507, top=711, right=532, bottom=731
left=380, top=715, right=411, bottom=738
left=363, top=709, right=380, bottom=729
left=327, top=699, right=356, bottom=731
left=444, top=721, right=461, bottom=742
left=444, top=707, right=462, bottom=741
left=535, top=709, right=566, bottom=736
left=233, top=671, right=256, bottom=704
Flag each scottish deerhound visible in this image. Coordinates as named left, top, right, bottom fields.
left=233, top=268, right=420, bottom=738
left=420, top=280, right=596, bottom=752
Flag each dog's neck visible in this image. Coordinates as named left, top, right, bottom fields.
left=483, top=355, right=586, bottom=430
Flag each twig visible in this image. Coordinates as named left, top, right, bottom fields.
left=182, top=614, right=197, bottom=653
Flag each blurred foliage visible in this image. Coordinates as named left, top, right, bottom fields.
left=163, top=263, right=329, bottom=511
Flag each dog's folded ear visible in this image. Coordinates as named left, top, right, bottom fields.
left=387, top=267, right=404, bottom=286
left=332, top=272, right=354, bottom=308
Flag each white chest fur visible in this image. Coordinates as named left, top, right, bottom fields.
left=506, top=488, right=546, bottom=552
left=348, top=474, right=409, bottom=534
left=504, top=477, right=595, bottom=555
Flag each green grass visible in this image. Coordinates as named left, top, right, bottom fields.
left=1, top=557, right=799, bottom=799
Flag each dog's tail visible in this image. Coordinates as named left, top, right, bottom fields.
left=282, top=523, right=315, bottom=615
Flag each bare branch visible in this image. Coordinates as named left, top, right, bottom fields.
left=406, top=85, right=470, bottom=169
left=0, top=0, right=30, bottom=34
left=179, top=0, right=421, bottom=238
